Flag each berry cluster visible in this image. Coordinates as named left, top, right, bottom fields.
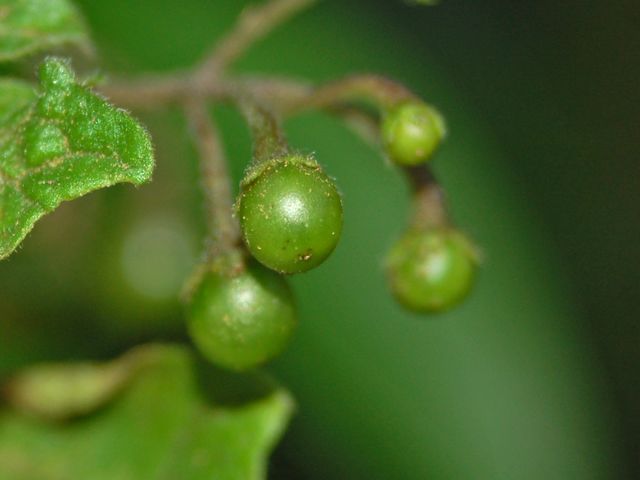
left=183, top=87, right=478, bottom=371
left=381, top=100, right=478, bottom=313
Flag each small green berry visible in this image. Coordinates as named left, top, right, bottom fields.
left=381, top=101, right=446, bottom=165
left=386, top=228, right=476, bottom=313
left=186, top=260, right=296, bottom=370
left=237, top=155, right=343, bottom=274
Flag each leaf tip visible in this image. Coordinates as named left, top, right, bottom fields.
left=38, top=57, right=75, bottom=90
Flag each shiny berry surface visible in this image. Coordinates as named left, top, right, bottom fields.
left=386, top=228, right=476, bottom=313
left=186, top=261, right=296, bottom=370
left=238, top=156, right=343, bottom=274
left=381, top=101, right=446, bottom=165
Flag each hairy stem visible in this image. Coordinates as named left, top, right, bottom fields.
left=237, top=96, right=289, bottom=162
left=104, top=71, right=447, bottom=229
left=102, top=74, right=415, bottom=114
left=196, top=0, right=317, bottom=84
left=283, top=74, right=416, bottom=113
left=101, top=72, right=198, bottom=108
left=184, top=100, right=240, bottom=259
left=406, top=166, right=448, bottom=229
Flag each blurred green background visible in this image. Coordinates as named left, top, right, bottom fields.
left=1, top=0, right=638, bottom=478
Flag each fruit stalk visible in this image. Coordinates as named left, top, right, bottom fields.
left=406, top=166, right=449, bottom=229
left=184, top=99, right=240, bottom=259
left=237, top=97, right=289, bottom=163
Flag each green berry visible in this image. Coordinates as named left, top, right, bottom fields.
left=381, top=101, right=446, bottom=165
left=237, top=155, right=343, bottom=274
left=186, top=260, right=296, bottom=370
left=386, top=228, right=476, bottom=313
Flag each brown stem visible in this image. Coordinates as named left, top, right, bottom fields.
left=405, top=166, right=448, bottom=229
left=283, top=74, right=416, bottom=113
left=100, top=73, right=234, bottom=110
left=196, top=0, right=317, bottom=84
left=104, top=71, right=448, bottom=230
left=102, top=73, right=416, bottom=118
left=99, top=72, right=191, bottom=108
left=237, top=96, right=289, bottom=162
left=100, top=0, right=319, bottom=108
left=184, top=100, right=240, bottom=259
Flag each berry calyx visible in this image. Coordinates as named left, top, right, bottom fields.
left=381, top=101, right=446, bottom=166
left=237, top=155, right=343, bottom=274
left=385, top=227, right=477, bottom=313
left=186, top=260, right=296, bottom=370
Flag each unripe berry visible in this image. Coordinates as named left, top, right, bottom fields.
left=186, top=261, right=296, bottom=370
left=381, top=101, right=446, bottom=166
left=237, top=155, right=343, bottom=274
left=386, top=228, right=476, bottom=313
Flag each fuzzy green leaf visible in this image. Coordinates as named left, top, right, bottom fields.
left=0, top=0, right=89, bottom=62
left=0, top=58, right=154, bottom=259
left=0, top=344, right=293, bottom=480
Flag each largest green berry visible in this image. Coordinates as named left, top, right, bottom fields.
left=381, top=101, right=446, bottom=166
left=186, top=260, right=296, bottom=370
left=237, top=155, right=343, bottom=274
left=386, top=228, right=477, bottom=313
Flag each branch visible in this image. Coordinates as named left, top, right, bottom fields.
left=282, top=74, right=416, bottom=112
left=100, top=72, right=193, bottom=108
left=102, top=73, right=415, bottom=115
left=103, top=70, right=448, bottom=230
left=196, top=0, right=317, bottom=83
left=237, top=96, right=289, bottom=162
left=406, top=166, right=448, bottom=228
left=184, top=100, right=240, bottom=259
